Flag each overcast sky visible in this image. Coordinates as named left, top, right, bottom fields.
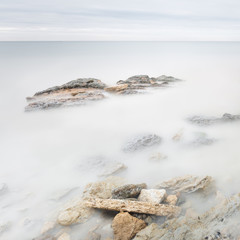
left=0, top=0, right=240, bottom=41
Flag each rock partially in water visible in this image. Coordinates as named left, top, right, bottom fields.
left=190, top=132, right=216, bottom=146
left=83, top=177, right=125, bottom=200
left=133, top=223, right=163, bottom=240
left=112, top=184, right=147, bottom=199
left=133, top=193, right=240, bottom=240
left=85, top=231, right=101, bottom=240
left=122, top=134, right=162, bottom=152
left=114, top=75, right=180, bottom=95
left=156, top=175, right=213, bottom=194
left=57, top=232, right=71, bottom=240
left=149, top=152, right=168, bottom=162
left=188, top=113, right=240, bottom=126
left=164, top=195, right=178, bottom=206
left=138, top=189, right=167, bottom=204
left=112, top=212, right=146, bottom=240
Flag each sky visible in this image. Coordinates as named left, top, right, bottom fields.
left=0, top=0, right=240, bottom=41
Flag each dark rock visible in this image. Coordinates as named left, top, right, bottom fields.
left=122, top=134, right=162, bottom=152
left=112, top=183, right=147, bottom=199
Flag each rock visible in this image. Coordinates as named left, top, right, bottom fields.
left=105, top=84, right=129, bottom=93
left=138, top=189, right=167, bottom=204
left=164, top=195, right=178, bottom=205
left=122, top=134, right=162, bottom=152
left=58, top=202, right=93, bottom=226
left=0, top=222, right=11, bottom=236
left=34, top=78, right=107, bottom=96
left=191, top=132, right=216, bottom=146
left=112, top=184, right=147, bottom=199
left=84, top=198, right=181, bottom=216
left=83, top=177, right=125, bottom=200
left=172, top=129, right=184, bottom=142
left=156, top=175, right=213, bottom=194
left=155, top=75, right=181, bottom=82
left=57, top=233, right=70, bottom=240
left=188, top=113, right=240, bottom=126
left=78, top=156, right=126, bottom=177
left=149, top=153, right=167, bottom=162
left=112, top=212, right=146, bottom=240
left=138, top=193, right=240, bottom=240
left=41, top=221, right=56, bottom=234
left=85, top=231, right=101, bottom=240
left=133, top=223, right=163, bottom=240
left=25, top=88, right=105, bottom=111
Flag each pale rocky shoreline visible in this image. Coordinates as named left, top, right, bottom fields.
left=25, top=75, right=181, bottom=111
left=22, top=75, right=240, bottom=240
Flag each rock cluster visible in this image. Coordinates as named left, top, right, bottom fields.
left=188, top=113, right=240, bottom=126
left=25, top=75, right=181, bottom=111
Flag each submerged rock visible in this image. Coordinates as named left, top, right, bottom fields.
left=188, top=113, right=240, bottom=126
left=112, top=212, right=146, bottom=240
left=112, top=184, right=147, bottom=199
left=122, top=134, right=162, bottom=152
left=133, top=223, right=163, bottom=240
left=156, top=175, right=213, bottom=194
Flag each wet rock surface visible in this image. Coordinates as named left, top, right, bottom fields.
left=25, top=75, right=181, bottom=111
left=188, top=113, right=240, bottom=126
left=122, top=134, right=162, bottom=152
left=112, top=184, right=147, bottom=199
left=112, top=212, right=146, bottom=240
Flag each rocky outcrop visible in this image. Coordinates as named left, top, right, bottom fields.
left=188, top=113, right=240, bottom=126
left=25, top=75, right=181, bottom=111
left=112, top=184, right=147, bottom=199
left=122, top=134, right=162, bottom=152
left=112, top=212, right=146, bottom=240
left=84, top=198, right=181, bottom=217
left=156, top=175, right=213, bottom=194
left=134, top=193, right=240, bottom=240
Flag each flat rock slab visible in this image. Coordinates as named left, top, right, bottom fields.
left=84, top=198, right=181, bottom=217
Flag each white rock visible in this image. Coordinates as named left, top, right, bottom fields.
left=138, top=189, right=166, bottom=204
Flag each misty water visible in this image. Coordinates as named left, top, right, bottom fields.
left=0, top=42, right=240, bottom=239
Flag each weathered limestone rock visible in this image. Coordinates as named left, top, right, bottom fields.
left=112, top=184, right=147, bottom=199
left=138, top=189, right=167, bottom=204
left=58, top=201, right=93, bottom=226
left=112, top=212, right=146, bottom=240
left=136, top=193, right=240, bottom=240
left=83, top=177, right=125, bottom=200
left=122, top=134, right=162, bottom=152
left=164, top=195, right=178, bottom=205
left=105, top=84, right=129, bottom=93
left=84, top=198, right=181, bottom=216
left=57, top=233, right=70, bottom=240
left=188, top=113, right=240, bottom=126
left=156, top=175, right=213, bottom=194
left=133, top=223, right=163, bottom=240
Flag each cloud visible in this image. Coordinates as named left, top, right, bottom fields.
left=0, top=0, right=240, bottom=40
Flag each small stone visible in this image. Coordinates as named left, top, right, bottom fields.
left=149, top=153, right=167, bottom=162
left=58, top=210, right=80, bottom=226
left=112, top=212, right=146, bottom=240
left=112, top=184, right=147, bottom=199
left=57, top=233, right=70, bottom=240
left=85, top=231, right=101, bottom=240
left=165, top=195, right=178, bottom=205
left=138, top=189, right=166, bottom=204
left=105, top=84, right=129, bottom=93
left=133, top=223, right=163, bottom=240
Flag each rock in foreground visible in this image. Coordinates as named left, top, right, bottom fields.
left=112, top=212, right=146, bottom=240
